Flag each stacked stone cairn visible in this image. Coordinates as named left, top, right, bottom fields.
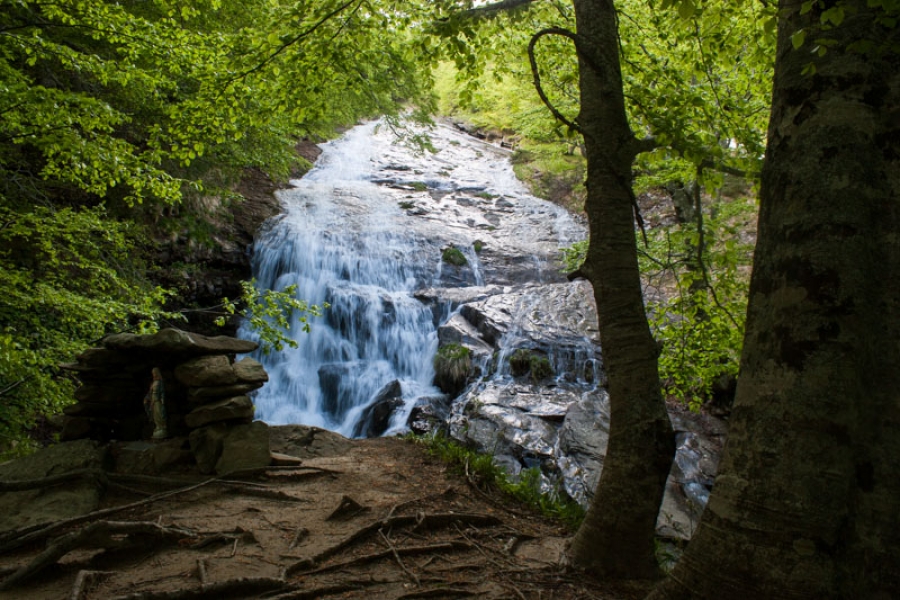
left=59, top=328, right=272, bottom=474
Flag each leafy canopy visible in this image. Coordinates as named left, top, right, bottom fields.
left=0, top=0, right=436, bottom=455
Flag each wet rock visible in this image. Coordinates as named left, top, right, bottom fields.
left=407, top=395, right=451, bottom=436
left=352, top=380, right=403, bottom=438
left=269, top=425, right=354, bottom=459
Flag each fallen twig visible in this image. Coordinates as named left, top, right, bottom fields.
left=379, top=529, right=420, bottom=586
left=288, top=527, right=309, bottom=550
left=70, top=569, right=113, bottom=600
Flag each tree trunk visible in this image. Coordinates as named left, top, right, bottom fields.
left=649, top=2, right=900, bottom=598
left=566, top=0, right=675, bottom=580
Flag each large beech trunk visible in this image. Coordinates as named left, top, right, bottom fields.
left=566, top=0, right=675, bottom=579
left=649, top=2, right=900, bottom=598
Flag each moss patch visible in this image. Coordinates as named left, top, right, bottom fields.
left=441, top=246, right=468, bottom=267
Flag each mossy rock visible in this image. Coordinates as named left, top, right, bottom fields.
left=508, top=349, right=554, bottom=382
left=433, top=343, right=472, bottom=397
left=509, top=349, right=533, bottom=377
left=441, top=246, right=468, bottom=267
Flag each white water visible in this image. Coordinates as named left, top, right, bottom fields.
left=243, top=119, right=585, bottom=437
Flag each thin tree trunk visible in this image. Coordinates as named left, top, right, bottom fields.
left=566, top=0, right=674, bottom=579
left=649, top=2, right=900, bottom=598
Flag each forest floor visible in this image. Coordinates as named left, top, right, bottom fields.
left=0, top=429, right=655, bottom=600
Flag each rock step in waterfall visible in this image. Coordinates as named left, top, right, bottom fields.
left=245, top=119, right=726, bottom=540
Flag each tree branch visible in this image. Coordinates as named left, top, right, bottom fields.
left=528, top=28, right=582, bottom=134
left=223, top=0, right=360, bottom=86
left=458, top=0, right=538, bottom=18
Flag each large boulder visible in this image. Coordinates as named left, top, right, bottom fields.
left=215, top=421, right=271, bottom=474
left=189, top=423, right=229, bottom=474
left=352, top=380, right=404, bottom=438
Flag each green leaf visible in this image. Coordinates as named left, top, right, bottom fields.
left=678, top=0, right=697, bottom=19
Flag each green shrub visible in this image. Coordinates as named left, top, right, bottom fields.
left=406, top=432, right=585, bottom=530
left=441, top=247, right=468, bottom=267
left=509, top=349, right=532, bottom=376
left=508, top=349, right=553, bottom=381
left=433, top=343, right=472, bottom=396
left=529, top=355, right=553, bottom=381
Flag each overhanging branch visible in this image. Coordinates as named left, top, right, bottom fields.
left=528, top=27, right=582, bottom=134
left=459, top=0, right=538, bottom=18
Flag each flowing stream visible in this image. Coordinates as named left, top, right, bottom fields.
left=243, top=119, right=586, bottom=438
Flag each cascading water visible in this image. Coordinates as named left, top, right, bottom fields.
left=240, top=119, right=722, bottom=538
left=243, top=118, right=588, bottom=438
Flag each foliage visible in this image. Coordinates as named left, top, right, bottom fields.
left=0, top=0, right=437, bottom=455
left=429, top=0, right=775, bottom=196
left=218, top=281, right=328, bottom=355
left=509, top=348, right=553, bottom=381
left=0, top=206, right=179, bottom=457
left=433, top=343, right=473, bottom=395
left=406, top=431, right=585, bottom=530
left=562, top=195, right=755, bottom=408
left=441, top=246, right=468, bottom=266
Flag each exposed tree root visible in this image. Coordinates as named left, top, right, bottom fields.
left=107, top=577, right=289, bottom=600
left=0, top=468, right=108, bottom=492
left=0, top=521, right=196, bottom=590
left=379, top=530, right=420, bottom=586
left=263, top=578, right=381, bottom=600
left=0, top=477, right=219, bottom=554
left=395, top=588, right=476, bottom=599
left=286, top=512, right=502, bottom=574
left=293, top=542, right=469, bottom=577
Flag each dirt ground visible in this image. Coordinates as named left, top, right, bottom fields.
left=0, top=427, right=654, bottom=600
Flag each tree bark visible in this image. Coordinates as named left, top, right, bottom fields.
left=649, top=2, right=900, bottom=598
left=565, top=0, right=675, bottom=580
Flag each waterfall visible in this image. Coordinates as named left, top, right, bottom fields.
left=242, top=119, right=587, bottom=438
